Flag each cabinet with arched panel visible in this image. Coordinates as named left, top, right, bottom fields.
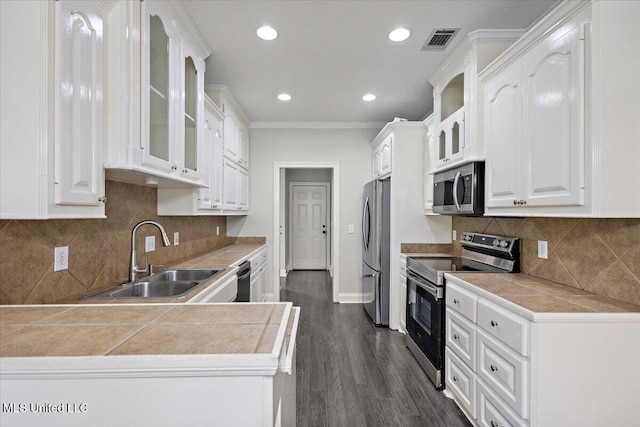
left=429, top=30, right=523, bottom=173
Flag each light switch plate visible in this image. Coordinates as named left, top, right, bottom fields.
left=54, top=246, right=69, bottom=272
left=348, top=224, right=355, bottom=234
left=452, top=229, right=457, bottom=241
left=216, top=226, right=220, bottom=236
left=145, top=235, right=155, bottom=253
left=174, top=232, right=180, bottom=245
left=538, top=240, right=548, bottom=259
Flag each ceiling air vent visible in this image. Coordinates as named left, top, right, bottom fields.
left=421, top=28, right=460, bottom=51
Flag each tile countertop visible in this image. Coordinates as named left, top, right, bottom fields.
left=446, top=272, right=640, bottom=321
left=61, top=243, right=265, bottom=304
left=0, top=303, right=287, bottom=358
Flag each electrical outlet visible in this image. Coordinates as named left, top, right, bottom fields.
left=216, top=226, right=220, bottom=236
left=174, top=232, right=180, bottom=245
left=348, top=224, right=355, bottom=234
left=54, top=246, right=69, bottom=272
left=452, top=229, right=457, bottom=241
left=145, top=235, right=155, bottom=253
left=538, top=240, right=548, bottom=259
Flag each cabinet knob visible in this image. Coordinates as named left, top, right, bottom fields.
left=452, top=376, right=459, bottom=382
left=490, top=364, right=498, bottom=372
left=490, top=320, right=499, bottom=327
left=98, top=196, right=107, bottom=203
left=453, top=334, right=460, bottom=340
left=522, top=200, right=527, bottom=205
left=490, top=421, right=499, bottom=427
left=513, top=200, right=518, bottom=205
left=171, top=165, right=178, bottom=170
left=453, top=299, right=459, bottom=304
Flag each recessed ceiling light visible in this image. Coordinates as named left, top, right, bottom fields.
left=277, top=93, right=291, bottom=101
left=362, top=94, right=376, bottom=102
left=388, top=27, right=411, bottom=42
left=256, top=25, right=278, bottom=41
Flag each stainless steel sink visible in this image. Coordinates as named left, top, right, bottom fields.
left=105, top=280, right=200, bottom=298
left=148, top=269, right=220, bottom=283
left=84, top=269, right=222, bottom=299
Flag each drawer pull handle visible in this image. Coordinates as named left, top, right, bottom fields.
left=490, top=320, right=499, bottom=327
left=490, top=421, right=499, bottom=427
left=490, top=364, right=498, bottom=372
left=453, top=334, right=460, bottom=340
left=452, top=376, right=459, bottom=382
left=453, top=299, right=459, bottom=304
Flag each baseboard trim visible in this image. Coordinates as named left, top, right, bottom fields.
left=338, top=293, right=364, bottom=304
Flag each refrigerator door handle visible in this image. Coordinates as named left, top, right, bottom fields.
left=362, top=196, right=370, bottom=251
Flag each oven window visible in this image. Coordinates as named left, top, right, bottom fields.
left=409, top=285, right=432, bottom=335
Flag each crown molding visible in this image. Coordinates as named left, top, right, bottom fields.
left=204, top=84, right=251, bottom=124
left=249, top=122, right=386, bottom=130
left=165, top=1, right=211, bottom=58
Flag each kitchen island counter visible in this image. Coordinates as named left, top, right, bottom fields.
left=0, top=302, right=299, bottom=426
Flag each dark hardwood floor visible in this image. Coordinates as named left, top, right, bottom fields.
left=280, top=270, right=471, bottom=427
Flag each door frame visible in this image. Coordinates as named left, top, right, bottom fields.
left=288, top=182, right=331, bottom=271
left=274, top=162, right=340, bottom=303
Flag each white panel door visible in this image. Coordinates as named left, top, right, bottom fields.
left=522, top=22, right=584, bottom=207
left=485, top=64, right=523, bottom=208
left=292, top=185, right=327, bottom=270
left=55, top=0, right=105, bottom=206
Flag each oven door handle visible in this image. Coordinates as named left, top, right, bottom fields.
left=408, top=273, right=442, bottom=300
left=453, top=171, right=462, bottom=211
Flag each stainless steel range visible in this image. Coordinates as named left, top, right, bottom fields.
left=405, top=232, right=520, bottom=389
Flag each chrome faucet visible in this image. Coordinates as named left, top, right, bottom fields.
left=129, top=220, right=172, bottom=282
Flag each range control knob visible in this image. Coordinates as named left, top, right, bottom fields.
left=493, top=239, right=500, bottom=246
left=500, top=240, right=509, bottom=248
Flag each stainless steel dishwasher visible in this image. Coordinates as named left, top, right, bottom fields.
left=235, top=261, right=251, bottom=302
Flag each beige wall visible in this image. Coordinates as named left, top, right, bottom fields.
left=451, top=216, right=640, bottom=306
left=0, top=181, right=237, bottom=304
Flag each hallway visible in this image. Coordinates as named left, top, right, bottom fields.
left=280, top=270, right=471, bottom=427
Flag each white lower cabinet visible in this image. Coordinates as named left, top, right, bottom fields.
left=187, top=273, right=237, bottom=303
left=445, top=275, right=640, bottom=427
left=249, top=246, right=268, bottom=302
left=477, top=379, right=527, bottom=427
left=445, top=348, right=477, bottom=419
left=399, top=254, right=407, bottom=332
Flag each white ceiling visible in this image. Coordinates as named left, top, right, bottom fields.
left=183, top=0, right=556, bottom=125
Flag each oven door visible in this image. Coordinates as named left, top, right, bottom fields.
left=406, top=271, right=444, bottom=369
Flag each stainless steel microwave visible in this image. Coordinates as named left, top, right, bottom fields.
left=432, top=161, right=484, bottom=215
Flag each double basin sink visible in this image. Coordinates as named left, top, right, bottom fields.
left=84, top=269, right=222, bottom=299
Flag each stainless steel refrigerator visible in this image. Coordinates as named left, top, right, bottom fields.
left=362, top=178, right=390, bottom=326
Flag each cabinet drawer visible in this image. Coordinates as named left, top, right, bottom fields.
left=446, top=309, right=477, bottom=370
left=445, top=348, right=476, bottom=418
left=477, top=330, right=529, bottom=419
left=478, top=300, right=529, bottom=356
left=446, top=282, right=477, bottom=322
left=477, top=379, right=527, bottom=427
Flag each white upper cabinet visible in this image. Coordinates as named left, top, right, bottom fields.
left=1, top=0, right=108, bottom=219
left=223, top=112, right=239, bottom=162
left=484, top=63, right=523, bottom=208
left=55, top=0, right=106, bottom=208
left=179, top=41, right=205, bottom=181
left=141, top=4, right=177, bottom=173
left=372, top=135, right=392, bottom=178
left=423, top=114, right=438, bottom=214
left=481, top=0, right=639, bottom=217
left=105, top=0, right=210, bottom=189
left=238, top=125, right=250, bottom=170
left=429, top=30, right=524, bottom=174
left=157, top=95, right=224, bottom=215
